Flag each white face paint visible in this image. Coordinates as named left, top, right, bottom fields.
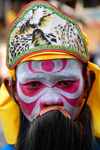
left=16, top=59, right=85, bottom=122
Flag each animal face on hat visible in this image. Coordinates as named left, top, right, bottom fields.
left=7, top=1, right=89, bottom=69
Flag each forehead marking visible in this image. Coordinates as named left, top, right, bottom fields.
left=27, top=59, right=68, bottom=74
left=28, top=60, right=43, bottom=73
left=41, top=60, right=55, bottom=72
left=54, top=59, right=67, bottom=73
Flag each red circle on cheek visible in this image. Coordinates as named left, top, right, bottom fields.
left=41, top=60, right=55, bottom=72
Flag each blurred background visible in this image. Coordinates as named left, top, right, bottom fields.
left=0, top=0, right=100, bottom=148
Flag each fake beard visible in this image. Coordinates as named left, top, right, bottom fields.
left=16, top=104, right=95, bottom=150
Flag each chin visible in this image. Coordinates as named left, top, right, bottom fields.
left=16, top=104, right=96, bottom=150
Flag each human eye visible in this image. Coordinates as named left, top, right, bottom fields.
left=58, top=80, right=75, bottom=86
left=25, top=81, right=41, bottom=88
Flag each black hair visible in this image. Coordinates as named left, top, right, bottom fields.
left=16, top=104, right=96, bottom=150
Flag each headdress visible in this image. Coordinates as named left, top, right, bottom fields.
left=0, top=1, right=100, bottom=144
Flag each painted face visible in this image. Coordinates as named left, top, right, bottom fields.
left=16, top=59, right=85, bottom=122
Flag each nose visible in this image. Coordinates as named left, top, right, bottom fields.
left=40, top=92, right=64, bottom=108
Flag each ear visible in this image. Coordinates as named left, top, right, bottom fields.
left=83, top=70, right=95, bottom=99
left=4, top=76, right=19, bottom=104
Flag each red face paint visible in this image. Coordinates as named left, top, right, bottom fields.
left=52, top=78, right=80, bottom=94
left=16, top=59, right=85, bottom=122
left=18, top=93, right=46, bottom=115
left=41, top=60, right=55, bottom=72
left=19, top=80, right=49, bottom=97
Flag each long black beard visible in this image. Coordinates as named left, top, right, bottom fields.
left=16, top=104, right=96, bottom=150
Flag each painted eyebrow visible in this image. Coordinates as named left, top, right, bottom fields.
left=52, top=74, right=79, bottom=81
left=19, top=72, right=79, bottom=84
left=20, top=75, right=46, bottom=83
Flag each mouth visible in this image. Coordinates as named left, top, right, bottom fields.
left=34, top=105, right=71, bottom=119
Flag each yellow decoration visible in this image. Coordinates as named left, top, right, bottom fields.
left=0, top=54, right=100, bottom=144
left=0, top=83, right=19, bottom=144
left=87, top=62, right=100, bottom=138
left=0, top=0, right=100, bottom=144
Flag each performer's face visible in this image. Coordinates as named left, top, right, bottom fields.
left=16, top=59, right=85, bottom=122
